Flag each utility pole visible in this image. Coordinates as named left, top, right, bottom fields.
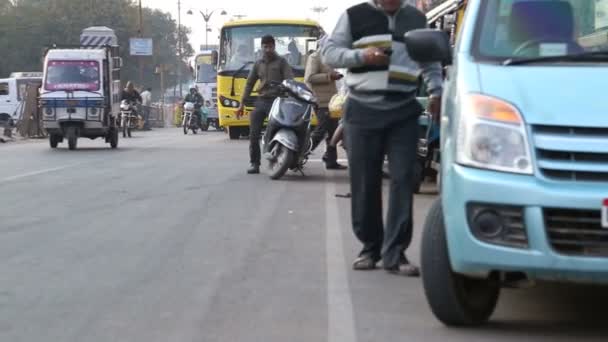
left=177, top=0, right=183, bottom=98
left=138, top=0, right=144, bottom=85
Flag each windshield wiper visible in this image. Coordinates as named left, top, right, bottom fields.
left=230, top=61, right=253, bottom=97
left=503, top=51, right=608, bottom=66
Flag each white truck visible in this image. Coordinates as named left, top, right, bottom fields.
left=40, top=27, right=122, bottom=150
left=0, top=72, right=43, bottom=128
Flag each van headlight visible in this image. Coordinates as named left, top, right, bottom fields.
left=456, top=94, right=533, bottom=175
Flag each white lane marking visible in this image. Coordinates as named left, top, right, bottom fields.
left=0, top=163, right=81, bottom=184
left=325, top=175, right=358, bottom=342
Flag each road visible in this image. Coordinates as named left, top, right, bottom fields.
left=1, top=129, right=607, bottom=342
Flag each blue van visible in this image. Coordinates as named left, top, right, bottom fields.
left=405, top=0, right=608, bottom=327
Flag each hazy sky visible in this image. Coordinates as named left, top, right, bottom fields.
left=143, top=0, right=371, bottom=51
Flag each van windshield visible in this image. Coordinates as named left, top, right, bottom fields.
left=474, top=0, right=608, bottom=62
left=45, top=60, right=100, bottom=91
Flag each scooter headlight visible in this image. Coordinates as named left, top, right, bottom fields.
left=456, top=94, right=533, bottom=175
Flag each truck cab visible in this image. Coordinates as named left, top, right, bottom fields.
left=0, top=73, right=43, bottom=127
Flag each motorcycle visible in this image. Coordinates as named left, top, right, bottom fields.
left=119, top=100, right=138, bottom=138
left=262, top=80, right=318, bottom=180
left=182, top=102, right=199, bottom=135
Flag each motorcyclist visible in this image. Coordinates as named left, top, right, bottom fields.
left=121, top=81, right=142, bottom=104
left=120, top=81, right=142, bottom=126
left=184, top=85, right=204, bottom=128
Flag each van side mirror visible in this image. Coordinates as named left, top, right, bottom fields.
left=404, top=29, right=452, bottom=65
left=211, top=51, right=219, bottom=65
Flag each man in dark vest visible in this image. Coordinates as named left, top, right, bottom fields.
left=322, top=0, right=443, bottom=276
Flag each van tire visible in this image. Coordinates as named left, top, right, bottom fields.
left=421, top=198, right=500, bottom=326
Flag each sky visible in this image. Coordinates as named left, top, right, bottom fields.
left=143, top=0, right=375, bottom=52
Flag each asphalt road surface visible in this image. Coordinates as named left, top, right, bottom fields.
left=1, top=129, right=607, bottom=342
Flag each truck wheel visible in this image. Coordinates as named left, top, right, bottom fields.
left=228, top=127, right=240, bottom=140
left=66, top=127, right=78, bottom=150
left=49, top=135, right=59, bottom=148
left=421, top=198, right=500, bottom=327
left=110, top=128, right=118, bottom=149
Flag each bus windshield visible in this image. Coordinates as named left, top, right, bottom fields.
left=219, top=24, right=321, bottom=73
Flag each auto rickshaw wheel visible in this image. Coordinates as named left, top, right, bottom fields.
left=49, top=135, right=60, bottom=148
left=421, top=198, right=500, bottom=327
left=110, top=128, right=118, bottom=149
left=66, top=127, right=78, bottom=150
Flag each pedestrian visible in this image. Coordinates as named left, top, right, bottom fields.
left=305, top=34, right=347, bottom=170
left=322, top=0, right=443, bottom=276
left=141, top=87, right=152, bottom=130
left=236, top=34, right=294, bottom=174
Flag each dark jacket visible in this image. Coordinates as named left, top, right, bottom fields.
left=184, top=92, right=204, bottom=108
left=241, top=52, right=294, bottom=101
left=121, top=89, right=142, bottom=103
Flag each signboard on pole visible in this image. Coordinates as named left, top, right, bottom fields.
left=130, top=38, right=153, bottom=56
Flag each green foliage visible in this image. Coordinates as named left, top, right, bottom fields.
left=0, top=0, right=193, bottom=93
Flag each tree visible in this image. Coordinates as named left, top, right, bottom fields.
left=0, top=0, right=193, bottom=97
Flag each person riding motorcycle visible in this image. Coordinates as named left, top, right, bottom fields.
left=184, top=86, right=204, bottom=128
left=120, top=81, right=142, bottom=125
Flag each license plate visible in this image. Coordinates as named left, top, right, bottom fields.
left=65, top=100, right=78, bottom=107
left=602, top=199, right=608, bottom=229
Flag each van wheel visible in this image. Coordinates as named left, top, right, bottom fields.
left=421, top=198, right=500, bottom=326
left=228, top=127, right=240, bottom=140
left=66, top=127, right=78, bottom=150
left=49, top=135, right=60, bottom=148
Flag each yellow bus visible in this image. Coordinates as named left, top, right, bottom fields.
left=216, top=19, right=322, bottom=140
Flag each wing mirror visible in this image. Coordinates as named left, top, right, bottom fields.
left=404, top=29, right=452, bottom=65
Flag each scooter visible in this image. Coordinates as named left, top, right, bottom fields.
left=262, top=80, right=318, bottom=180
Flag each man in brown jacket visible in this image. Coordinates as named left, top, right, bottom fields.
left=237, top=35, right=294, bottom=174
left=305, top=35, right=347, bottom=170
